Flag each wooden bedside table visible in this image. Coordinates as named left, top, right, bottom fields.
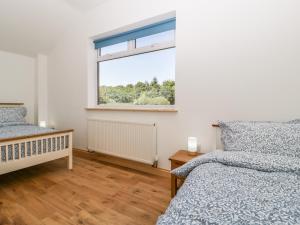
left=169, top=150, right=203, bottom=197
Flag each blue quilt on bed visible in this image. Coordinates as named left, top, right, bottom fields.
left=157, top=151, right=300, bottom=225
left=0, top=124, right=55, bottom=139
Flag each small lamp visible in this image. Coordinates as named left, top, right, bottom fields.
left=188, top=137, right=198, bottom=155
left=39, top=121, right=47, bottom=128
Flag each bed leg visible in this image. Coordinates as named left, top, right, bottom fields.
left=68, top=134, right=73, bottom=170
left=68, top=154, right=73, bottom=170
left=68, top=151, right=73, bottom=170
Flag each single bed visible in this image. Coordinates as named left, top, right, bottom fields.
left=0, top=103, right=73, bottom=175
left=157, top=121, right=300, bottom=225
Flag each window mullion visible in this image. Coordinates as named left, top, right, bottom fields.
left=128, top=40, right=136, bottom=50
left=99, top=48, right=101, bottom=57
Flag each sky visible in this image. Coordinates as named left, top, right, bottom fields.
left=99, top=31, right=176, bottom=87
left=99, top=48, right=175, bottom=86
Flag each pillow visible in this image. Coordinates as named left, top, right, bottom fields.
left=287, top=119, right=300, bottom=124
left=0, top=122, right=28, bottom=127
left=0, top=107, right=27, bottom=125
left=219, top=121, right=300, bottom=158
left=239, top=119, right=300, bottom=124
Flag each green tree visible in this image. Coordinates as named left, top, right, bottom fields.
left=150, top=77, right=160, bottom=91
left=134, top=93, right=170, bottom=105
left=99, top=77, right=175, bottom=105
left=135, top=81, right=147, bottom=98
left=160, top=80, right=175, bottom=104
left=126, top=84, right=134, bottom=89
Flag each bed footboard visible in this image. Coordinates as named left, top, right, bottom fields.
left=0, top=130, right=73, bottom=175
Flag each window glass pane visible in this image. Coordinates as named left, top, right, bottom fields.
left=98, top=48, right=175, bottom=105
left=136, top=30, right=175, bottom=48
left=101, top=42, right=128, bottom=56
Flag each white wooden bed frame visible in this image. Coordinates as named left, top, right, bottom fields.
left=0, top=103, right=73, bottom=175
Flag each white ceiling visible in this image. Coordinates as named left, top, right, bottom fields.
left=64, top=0, right=107, bottom=12
left=0, top=0, right=107, bottom=57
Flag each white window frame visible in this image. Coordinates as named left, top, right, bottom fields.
left=96, top=30, right=176, bottom=107
left=97, top=39, right=176, bottom=62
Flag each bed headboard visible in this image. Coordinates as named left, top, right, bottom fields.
left=0, top=103, right=24, bottom=107
left=212, top=123, right=223, bottom=150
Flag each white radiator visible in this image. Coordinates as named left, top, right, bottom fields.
left=87, top=119, right=157, bottom=165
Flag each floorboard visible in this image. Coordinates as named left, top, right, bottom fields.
left=0, top=153, right=171, bottom=225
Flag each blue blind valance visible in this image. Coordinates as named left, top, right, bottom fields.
left=94, top=18, right=176, bottom=49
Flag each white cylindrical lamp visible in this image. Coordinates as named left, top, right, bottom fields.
left=188, top=137, right=198, bottom=155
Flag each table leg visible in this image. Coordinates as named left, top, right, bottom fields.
left=171, top=174, right=177, bottom=197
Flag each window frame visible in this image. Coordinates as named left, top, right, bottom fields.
left=96, top=31, right=176, bottom=106
left=97, top=39, right=175, bottom=62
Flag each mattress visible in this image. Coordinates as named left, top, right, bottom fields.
left=0, top=124, right=55, bottom=140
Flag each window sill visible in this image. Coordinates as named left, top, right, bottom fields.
left=85, top=106, right=178, bottom=113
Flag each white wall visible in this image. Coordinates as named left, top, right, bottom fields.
left=48, top=0, right=300, bottom=169
left=36, top=54, right=48, bottom=125
left=48, top=17, right=88, bottom=149
left=0, top=50, right=36, bottom=123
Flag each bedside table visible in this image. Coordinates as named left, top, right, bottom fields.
left=169, top=150, right=203, bottom=197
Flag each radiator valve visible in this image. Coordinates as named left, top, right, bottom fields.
left=152, top=155, right=158, bottom=168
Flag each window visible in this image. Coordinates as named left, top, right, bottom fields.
left=136, top=30, right=175, bottom=48
left=100, top=42, right=128, bottom=56
left=94, top=18, right=176, bottom=106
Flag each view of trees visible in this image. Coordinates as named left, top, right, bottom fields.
left=99, top=77, right=175, bottom=105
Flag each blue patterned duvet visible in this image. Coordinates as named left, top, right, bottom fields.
left=0, top=124, right=55, bottom=139
left=157, top=151, right=300, bottom=225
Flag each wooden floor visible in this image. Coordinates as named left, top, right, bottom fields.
left=0, top=152, right=171, bottom=225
